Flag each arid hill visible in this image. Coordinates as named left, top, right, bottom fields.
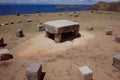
left=89, top=1, right=120, bottom=12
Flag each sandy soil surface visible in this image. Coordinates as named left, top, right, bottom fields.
left=14, top=31, right=94, bottom=57
left=0, top=11, right=120, bottom=80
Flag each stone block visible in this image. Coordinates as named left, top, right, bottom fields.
left=0, top=49, right=13, bottom=61
left=113, top=53, right=120, bottom=68
left=78, top=66, right=93, bottom=80
left=27, top=19, right=32, bottom=22
left=16, top=29, right=24, bottom=37
left=44, top=20, right=79, bottom=34
left=37, top=25, right=45, bottom=31
left=25, top=63, right=42, bottom=80
left=74, top=14, right=79, bottom=17
left=10, top=21, right=14, bottom=24
left=106, top=29, right=112, bottom=35
left=44, top=20, right=80, bottom=43
left=115, top=36, right=120, bottom=43
left=87, top=27, right=93, bottom=31
left=5, top=22, right=9, bottom=25
left=1, top=23, right=5, bottom=26
left=17, top=20, right=21, bottom=23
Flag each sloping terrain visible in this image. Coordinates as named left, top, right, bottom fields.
left=89, top=1, right=120, bottom=12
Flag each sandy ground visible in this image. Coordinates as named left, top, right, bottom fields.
left=14, top=31, right=94, bottom=57
left=0, top=11, right=120, bottom=80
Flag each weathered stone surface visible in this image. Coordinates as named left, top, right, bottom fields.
left=106, top=29, right=112, bottom=35
left=113, top=53, right=120, bottom=69
left=0, top=49, right=13, bottom=61
left=44, top=20, right=80, bottom=34
left=25, top=63, right=42, bottom=80
left=115, top=36, right=120, bottom=43
left=87, top=27, right=93, bottom=31
left=27, top=19, right=32, bottom=22
left=16, top=29, right=24, bottom=37
left=78, top=66, right=93, bottom=80
left=0, top=37, right=4, bottom=47
left=37, top=25, right=45, bottom=31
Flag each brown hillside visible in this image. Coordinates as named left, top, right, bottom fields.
left=89, top=1, right=120, bottom=12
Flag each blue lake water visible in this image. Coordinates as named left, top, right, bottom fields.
left=0, top=4, right=91, bottom=16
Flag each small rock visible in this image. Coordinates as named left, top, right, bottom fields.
left=113, top=53, right=120, bottom=69
left=37, top=24, right=45, bottom=31
left=78, top=66, right=93, bottom=80
left=10, top=21, right=14, bottom=24
left=115, top=35, right=120, bottom=43
left=27, top=19, right=32, bottom=22
left=87, top=27, right=93, bottom=31
left=0, top=49, right=13, bottom=61
left=5, top=22, right=9, bottom=25
left=74, top=14, right=79, bottom=17
left=16, top=20, right=21, bottom=23
left=16, top=29, right=24, bottom=37
left=106, top=29, right=112, bottom=35
left=1, top=23, right=5, bottom=26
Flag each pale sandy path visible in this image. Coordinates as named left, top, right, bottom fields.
left=14, top=31, right=94, bottom=57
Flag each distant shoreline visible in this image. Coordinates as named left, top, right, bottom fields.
left=0, top=4, right=91, bottom=16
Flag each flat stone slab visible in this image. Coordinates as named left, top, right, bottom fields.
left=25, top=63, right=42, bottom=80
left=44, top=20, right=79, bottom=34
left=78, top=66, right=93, bottom=80
left=113, top=53, right=120, bottom=68
left=0, top=49, right=13, bottom=61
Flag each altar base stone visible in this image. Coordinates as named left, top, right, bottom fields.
left=55, top=34, right=61, bottom=43
left=0, top=37, right=4, bottom=47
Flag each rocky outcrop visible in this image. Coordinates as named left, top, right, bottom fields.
left=89, top=1, right=120, bottom=12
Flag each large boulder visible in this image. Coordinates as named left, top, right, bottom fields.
left=0, top=49, right=13, bottom=61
